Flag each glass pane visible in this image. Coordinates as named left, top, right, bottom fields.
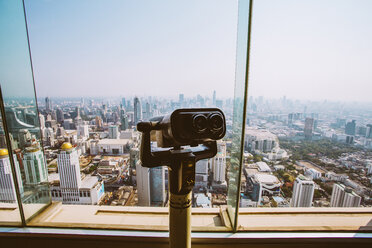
left=239, top=0, right=372, bottom=229
left=0, top=108, right=22, bottom=225
left=23, top=0, right=241, bottom=230
left=226, top=0, right=252, bottom=230
left=0, top=0, right=51, bottom=221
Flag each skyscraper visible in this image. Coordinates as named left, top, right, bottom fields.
left=120, top=109, right=129, bottom=131
left=304, top=117, right=314, bottom=140
left=330, top=183, right=361, bottom=207
left=23, top=144, right=48, bottom=185
left=0, top=149, right=23, bottom=203
left=212, top=141, right=226, bottom=183
left=291, top=175, right=314, bottom=207
left=45, top=97, right=51, bottom=112
left=108, top=125, right=119, bottom=139
left=56, top=108, right=64, bottom=124
left=345, top=120, right=356, bottom=136
left=134, top=97, right=142, bottom=125
left=57, top=142, right=82, bottom=203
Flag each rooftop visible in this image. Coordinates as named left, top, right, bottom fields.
left=98, top=139, right=131, bottom=145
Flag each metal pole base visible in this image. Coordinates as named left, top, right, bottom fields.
left=169, top=192, right=192, bottom=248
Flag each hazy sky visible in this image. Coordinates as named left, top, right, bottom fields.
left=25, top=0, right=372, bottom=101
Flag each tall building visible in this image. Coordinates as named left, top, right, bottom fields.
left=134, top=97, right=142, bottom=126
left=45, top=97, right=51, bottom=112
left=179, top=94, right=184, bottom=106
left=23, top=145, right=48, bottom=185
left=330, top=183, right=361, bottom=207
left=77, top=125, right=89, bottom=139
left=56, top=108, right=64, bottom=123
left=345, top=120, right=356, bottom=136
left=18, top=129, right=32, bottom=149
left=108, top=125, right=119, bottom=139
left=55, top=142, right=104, bottom=204
left=213, top=90, right=216, bottom=106
left=291, top=175, right=314, bottom=207
left=39, top=113, right=45, bottom=129
left=0, top=149, right=23, bottom=203
left=304, top=117, right=314, bottom=140
left=136, top=161, right=166, bottom=206
left=120, top=109, right=129, bottom=131
left=366, top=124, right=372, bottom=138
left=212, top=141, right=226, bottom=183
left=57, top=142, right=82, bottom=203
left=121, top=97, right=126, bottom=109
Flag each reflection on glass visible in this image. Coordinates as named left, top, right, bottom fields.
left=226, top=0, right=251, bottom=229
left=0, top=110, right=22, bottom=225
left=0, top=0, right=51, bottom=221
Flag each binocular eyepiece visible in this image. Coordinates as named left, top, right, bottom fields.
left=137, top=108, right=226, bottom=148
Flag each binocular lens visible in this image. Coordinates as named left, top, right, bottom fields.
left=209, top=114, right=224, bottom=132
left=192, top=114, right=208, bottom=133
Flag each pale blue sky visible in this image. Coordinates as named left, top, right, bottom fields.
left=24, top=0, right=372, bottom=101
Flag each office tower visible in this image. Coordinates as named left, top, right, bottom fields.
left=149, top=166, right=166, bottom=206
left=291, top=175, right=314, bottom=207
left=23, top=144, right=48, bottom=185
left=0, top=149, right=23, bottom=202
left=77, top=125, right=89, bottom=139
left=179, top=94, right=184, bottom=106
left=57, top=142, right=82, bottom=203
left=39, top=113, right=45, bottom=129
left=213, top=90, right=216, bottom=106
left=121, top=97, right=126, bottom=109
left=95, top=116, right=103, bottom=129
left=345, top=120, right=356, bottom=135
left=134, top=97, right=142, bottom=125
left=366, top=124, right=372, bottom=138
left=288, top=113, right=293, bottom=127
left=212, top=141, right=226, bottom=183
left=330, top=183, right=361, bottom=207
left=136, top=161, right=150, bottom=206
left=56, top=108, right=64, bottom=124
left=144, top=102, right=151, bottom=120
left=18, top=129, right=32, bottom=149
left=120, top=109, right=129, bottom=131
left=108, top=125, right=119, bottom=139
left=304, top=117, right=314, bottom=140
left=45, top=97, right=51, bottom=112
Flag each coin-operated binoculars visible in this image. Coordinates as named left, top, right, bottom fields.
left=137, top=108, right=226, bottom=248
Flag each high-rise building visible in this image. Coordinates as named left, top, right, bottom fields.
left=120, top=109, right=129, bottom=131
left=136, top=161, right=166, bottom=206
left=179, top=94, right=184, bottom=106
left=291, top=175, right=314, bottom=207
left=56, top=108, right=64, bottom=123
left=18, top=129, right=32, bottom=149
left=134, top=97, right=142, bottom=125
left=95, top=116, right=103, bottom=129
left=345, top=120, right=356, bottom=136
left=366, top=124, right=372, bottom=138
left=213, top=90, right=216, bottom=106
left=121, top=97, right=126, bottom=109
left=55, top=142, right=104, bottom=204
left=23, top=145, right=48, bottom=185
left=304, top=118, right=314, bottom=140
left=212, top=141, right=226, bottom=183
left=330, top=183, right=361, bottom=207
left=57, top=142, right=82, bottom=203
left=39, top=113, right=45, bottom=129
left=77, top=125, right=89, bottom=139
left=45, top=97, right=51, bottom=112
left=0, top=149, right=23, bottom=203
left=108, top=125, right=119, bottom=139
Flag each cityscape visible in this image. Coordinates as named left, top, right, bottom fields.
left=1, top=93, right=372, bottom=209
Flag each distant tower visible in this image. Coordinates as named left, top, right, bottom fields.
left=304, top=118, right=314, bottom=140
left=179, top=94, right=184, bottom=107
left=330, top=183, right=361, bottom=207
left=212, top=141, right=226, bottom=183
left=0, top=149, right=23, bottom=202
left=121, top=97, right=126, bottom=109
left=345, top=120, right=356, bottom=136
left=108, top=125, right=119, bottom=139
left=120, top=109, right=129, bottom=131
left=77, top=125, right=89, bottom=139
left=56, top=108, right=64, bottom=124
left=39, top=114, right=45, bottom=129
left=134, top=97, right=142, bottom=125
left=57, top=142, right=82, bottom=203
left=136, top=161, right=150, bottom=206
left=23, top=145, right=48, bottom=185
left=45, top=97, right=51, bottom=112
left=213, top=90, right=216, bottom=106
left=291, top=175, right=314, bottom=207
